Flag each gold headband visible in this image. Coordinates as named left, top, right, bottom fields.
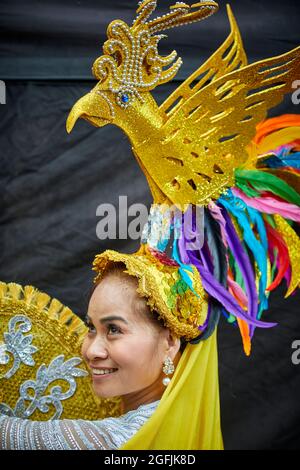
left=93, top=244, right=209, bottom=340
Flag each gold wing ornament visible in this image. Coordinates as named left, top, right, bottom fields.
left=0, top=282, right=121, bottom=420
left=160, top=4, right=248, bottom=117
left=142, top=45, right=300, bottom=208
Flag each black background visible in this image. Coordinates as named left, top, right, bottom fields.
left=0, top=0, right=299, bottom=449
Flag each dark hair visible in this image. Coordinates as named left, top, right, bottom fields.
left=90, top=263, right=187, bottom=352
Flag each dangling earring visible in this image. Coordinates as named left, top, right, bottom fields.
left=162, top=356, right=175, bottom=387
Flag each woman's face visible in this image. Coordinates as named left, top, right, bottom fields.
left=81, top=273, right=171, bottom=399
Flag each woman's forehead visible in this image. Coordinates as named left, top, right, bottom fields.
left=89, top=274, right=141, bottom=317
left=98, top=272, right=138, bottom=295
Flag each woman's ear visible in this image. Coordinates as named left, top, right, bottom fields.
left=165, top=329, right=181, bottom=361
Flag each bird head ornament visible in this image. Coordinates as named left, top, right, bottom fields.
left=66, top=1, right=218, bottom=132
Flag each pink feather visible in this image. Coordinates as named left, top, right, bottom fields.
left=232, top=188, right=300, bottom=222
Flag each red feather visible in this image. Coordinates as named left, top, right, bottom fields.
left=265, top=222, right=290, bottom=291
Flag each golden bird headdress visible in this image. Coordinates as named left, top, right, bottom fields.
left=66, top=1, right=300, bottom=358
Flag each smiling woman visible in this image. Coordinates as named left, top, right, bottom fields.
left=82, top=265, right=181, bottom=414
left=0, top=249, right=224, bottom=450
left=1, top=0, right=300, bottom=451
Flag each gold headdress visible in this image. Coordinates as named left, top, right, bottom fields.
left=67, top=1, right=300, bottom=356
left=93, top=245, right=208, bottom=340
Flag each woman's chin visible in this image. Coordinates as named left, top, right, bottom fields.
left=93, top=384, right=119, bottom=399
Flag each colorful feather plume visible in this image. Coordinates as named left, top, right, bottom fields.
left=145, top=115, right=300, bottom=355
left=209, top=114, right=300, bottom=354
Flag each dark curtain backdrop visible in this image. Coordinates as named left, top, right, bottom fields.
left=0, top=0, right=300, bottom=450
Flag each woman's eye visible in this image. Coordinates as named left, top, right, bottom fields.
left=107, top=324, right=121, bottom=335
left=88, top=324, right=96, bottom=333
left=85, top=319, right=96, bottom=333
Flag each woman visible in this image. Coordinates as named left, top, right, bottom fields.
left=0, top=247, right=224, bottom=450
left=1, top=0, right=299, bottom=449
left=83, top=266, right=181, bottom=415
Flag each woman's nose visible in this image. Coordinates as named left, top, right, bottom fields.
left=84, top=337, right=109, bottom=361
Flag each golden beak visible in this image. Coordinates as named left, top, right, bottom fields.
left=66, top=90, right=113, bottom=133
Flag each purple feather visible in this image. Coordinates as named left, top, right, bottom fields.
left=219, top=205, right=259, bottom=338
left=188, top=252, right=276, bottom=329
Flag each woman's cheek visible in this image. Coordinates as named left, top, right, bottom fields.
left=81, top=336, right=90, bottom=361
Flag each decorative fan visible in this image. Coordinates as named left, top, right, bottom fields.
left=0, top=282, right=121, bottom=421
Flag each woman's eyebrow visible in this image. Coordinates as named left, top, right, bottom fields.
left=99, top=315, right=129, bottom=325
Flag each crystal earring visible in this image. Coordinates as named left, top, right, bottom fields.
left=162, top=356, right=175, bottom=387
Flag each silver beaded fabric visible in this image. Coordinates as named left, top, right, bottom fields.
left=0, top=400, right=159, bottom=450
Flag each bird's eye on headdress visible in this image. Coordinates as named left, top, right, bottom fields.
left=116, top=89, right=134, bottom=109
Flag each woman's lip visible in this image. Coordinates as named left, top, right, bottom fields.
left=92, top=370, right=118, bottom=380
left=89, top=366, right=117, bottom=370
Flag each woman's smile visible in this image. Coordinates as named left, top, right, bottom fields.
left=91, top=367, right=118, bottom=381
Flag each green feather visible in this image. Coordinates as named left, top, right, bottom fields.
left=264, top=213, right=276, bottom=228
left=235, top=169, right=300, bottom=206
left=227, top=313, right=237, bottom=323
left=236, top=180, right=260, bottom=197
